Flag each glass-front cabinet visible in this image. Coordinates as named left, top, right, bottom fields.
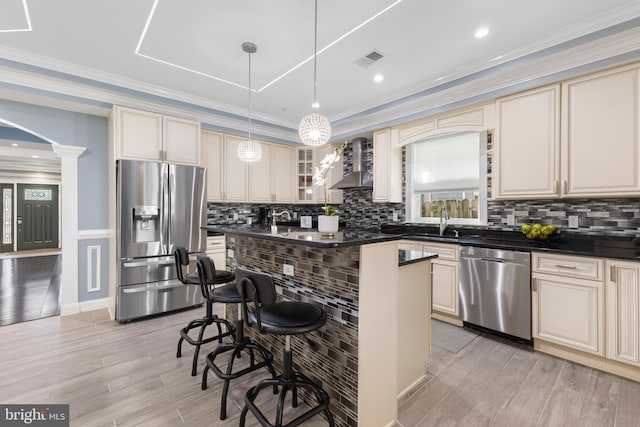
left=297, top=148, right=315, bottom=202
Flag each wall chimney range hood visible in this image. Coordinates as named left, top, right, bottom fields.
left=330, top=137, right=373, bottom=190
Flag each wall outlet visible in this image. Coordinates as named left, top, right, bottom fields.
left=392, top=211, right=399, bottom=222
left=506, top=214, right=515, bottom=226
left=283, top=264, right=294, bottom=276
left=568, top=215, right=579, bottom=229
left=233, top=212, right=239, bottom=220
left=246, top=217, right=252, bottom=225
left=227, top=249, right=234, bottom=258
left=293, top=212, right=298, bottom=220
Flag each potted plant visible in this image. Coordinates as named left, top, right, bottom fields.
left=313, top=142, right=346, bottom=233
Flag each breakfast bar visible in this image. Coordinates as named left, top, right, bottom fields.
left=205, top=225, right=436, bottom=427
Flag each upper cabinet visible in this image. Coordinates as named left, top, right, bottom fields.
left=250, top=143, right=296, bottom=203
left=373, top=128, right=402, bottom=203
left=296, top=146, right=344, bottom=204
left=493, top=85, right=560, bottom=199
left=494, top=62, right=640, bottom=199
left=201, top=130, right=224, bottom=202
left=113, top=106, right=201, bottom=165
left=561, top=64, right=640, bottom=197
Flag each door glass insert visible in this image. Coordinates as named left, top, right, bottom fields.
left=24, top=188, right=52, bottom=201
left=3, top=188, right=11, bottom=245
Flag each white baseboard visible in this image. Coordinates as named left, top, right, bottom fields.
left=60, top=298, right=109, bottom=316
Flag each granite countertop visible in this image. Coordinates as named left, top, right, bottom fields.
left=398, top=250, right=438, bottom=266
left=381, top=224, right=640, bottom=261
left=204, top=224, right=400, bottom=248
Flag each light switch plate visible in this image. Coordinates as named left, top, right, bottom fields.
left=227, top=249, right=234, bottom=258
left=507, top=214, right=515, bottom=225
left=283, top=264, right=294, bottom=276
left=300, top=216, right=312, bottom=228
left=392, top=211, right=399, bottom=222
left=233, top=212, right=239, bottom=220
left=568, top=216, right=579, bottom=229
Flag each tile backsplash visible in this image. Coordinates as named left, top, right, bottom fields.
left=206, top=141, right=640, bottom=236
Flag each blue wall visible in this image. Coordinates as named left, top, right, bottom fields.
left=0, top=99, right=109, bottom=229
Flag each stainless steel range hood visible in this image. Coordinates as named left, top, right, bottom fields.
left=330, top=137, right=373, bottom=189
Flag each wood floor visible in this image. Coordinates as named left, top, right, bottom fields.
left=1, top=308, right=640, bottom=426
left=0, top=254, right=61, bottom=326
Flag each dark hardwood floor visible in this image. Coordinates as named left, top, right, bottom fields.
left=0, top=254, right=61, bottom=326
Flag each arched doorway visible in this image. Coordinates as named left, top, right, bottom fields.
left=0, top=118, right=86, bottom=316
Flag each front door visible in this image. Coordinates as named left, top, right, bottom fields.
left=17, top=184, right=59, bottom=251
left=1, top=183, right=14, bottom=252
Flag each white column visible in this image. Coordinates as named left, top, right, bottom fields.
left=52, top=144, right=86, bottom=315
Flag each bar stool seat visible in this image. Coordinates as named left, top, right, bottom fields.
left=175, top=247, right=236, bottom=376
left=236, top=268, right=334, bottom=427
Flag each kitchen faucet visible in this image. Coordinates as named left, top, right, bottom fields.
left=439, top=206, right=449, bottom=236
left=271, top=210, right=291, bottom=234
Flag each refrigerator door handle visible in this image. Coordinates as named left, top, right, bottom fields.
left=161, top=163, right=170, bottom=255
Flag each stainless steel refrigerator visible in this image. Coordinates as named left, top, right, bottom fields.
left=116, top=159, right=206, bottom=322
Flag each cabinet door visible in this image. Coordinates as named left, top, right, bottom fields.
left=532, top=273, right=604, bottom=355
left=115, top=106, right=163, bottom=160
left=606, top=260, right=640, bottom=366
left=163, top=116, right=201, bottom=165
left=201, top=130, right=224, bottom=202
left=272, top=144, right=296, bottom=203
left=223, top=135, right=249, bottom=202
left=561, top=65, right=640, bottom=197
left=373, top=128, right=402, bottom=203
left=296, top=148, right=315, bottom=203
left=249, top=142, right=273, bottom=203
left=431, top=260, right=459, bottom=316
left=494, top=85, right=560, bottom=199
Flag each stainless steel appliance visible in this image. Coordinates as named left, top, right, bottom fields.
left=459, top=246, right=531, bottom=340
left=116, top=159, right=206, bottom=322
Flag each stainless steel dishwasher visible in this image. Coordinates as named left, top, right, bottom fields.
left=459, top=246, right=532, bottom=341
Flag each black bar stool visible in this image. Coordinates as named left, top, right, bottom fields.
left=200, top=261, right=278, bottom=420
left=236, top=268, right=334, bottom=427
left=175, top=247, right=235, bottom=376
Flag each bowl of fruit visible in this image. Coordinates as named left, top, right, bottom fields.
left=521, top=223, right=557, bottom=241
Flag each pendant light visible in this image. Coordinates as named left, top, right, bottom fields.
left=298, top=0, right=331, bottom=146
left=237, top=42, right=262, bottom=162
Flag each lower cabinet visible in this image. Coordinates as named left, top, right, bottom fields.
left=606, top=259, right=640, bottom=367
left=206, top=235, right=226, bottom=271
left=421, top=242, right=460, bottom=325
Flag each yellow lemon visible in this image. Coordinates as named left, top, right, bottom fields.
left=521, top=224, right=532, bottom=235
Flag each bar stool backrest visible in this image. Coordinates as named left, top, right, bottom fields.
left=174, top=246, right=190, bottom=283
left=235, top=268, right=277, bottom=332
left=196, top=255, right=217, bottom=300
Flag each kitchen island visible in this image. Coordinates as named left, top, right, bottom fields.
left=205, top=225, right=436, bottom=427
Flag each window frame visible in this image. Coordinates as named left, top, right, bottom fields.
left=405, top=131, right=488, bottom=226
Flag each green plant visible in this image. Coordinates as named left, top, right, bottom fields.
left=313, top=142, right=347, bottom=216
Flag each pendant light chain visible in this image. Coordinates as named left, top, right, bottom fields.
left=238, top=42, right=262, bottom=162
left=313, top=0, right=318, bottom=107
left=248, top=47, right=252, bottom=140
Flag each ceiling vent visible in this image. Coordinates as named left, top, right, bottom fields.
left=354, top=50, right=385, bottom=68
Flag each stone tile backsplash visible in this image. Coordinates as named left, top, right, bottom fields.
left=207, top=140, right=640, bottom=236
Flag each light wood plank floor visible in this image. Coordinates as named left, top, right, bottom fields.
left=2, top=309, right=640, bottom=426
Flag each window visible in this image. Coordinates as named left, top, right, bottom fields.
left=406, top=131, right=488, bottom=225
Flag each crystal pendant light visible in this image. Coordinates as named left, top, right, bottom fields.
left=237, top=42, right=262, bottom=162
left=298, top=0, right=331, bottom=146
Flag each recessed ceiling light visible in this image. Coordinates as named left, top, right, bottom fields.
left=475, top=27, right=490, bottom=38
left=12, top=143, right=18, bottom=147
left=32, top=155, right=38, bottom=158
left=373, top=74, right=384, bottom=82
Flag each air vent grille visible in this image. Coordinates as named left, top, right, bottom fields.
left=354, top=50, right=385, bottom=68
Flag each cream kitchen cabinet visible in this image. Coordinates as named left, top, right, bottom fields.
left=113, top=106, right=201, bottom=165
left=532, top=252, right=605, bottom=356
left=296, top=148, right=315, bottom=203
left=201, top=130, right=224, bottom=202
left=421, top=241, right=460, bottom=326
left=296, top=146, right=343, bottom=204
left=561, top=64, right=640, bottom=197
left=606, top=259, right=640, bottom=367
left=222, top=135, right=249, bottom=202
left=206, top=235, right=226, bottom=271
left=250, top=143, right=296, bottom=203
left=493, top=63, right=640, bottom=200
left=493, top=84, right=560, bottom=199
left=373, top=128, right=402, bottom=203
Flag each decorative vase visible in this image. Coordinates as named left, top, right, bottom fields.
left=318, top=215, right=339, bottom=233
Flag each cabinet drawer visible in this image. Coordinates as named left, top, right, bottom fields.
left=206, top=236, right=225, bottom=253
left=420, top=242, right=459, bottom=261
left=532, top=252, right=603, bottom=281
